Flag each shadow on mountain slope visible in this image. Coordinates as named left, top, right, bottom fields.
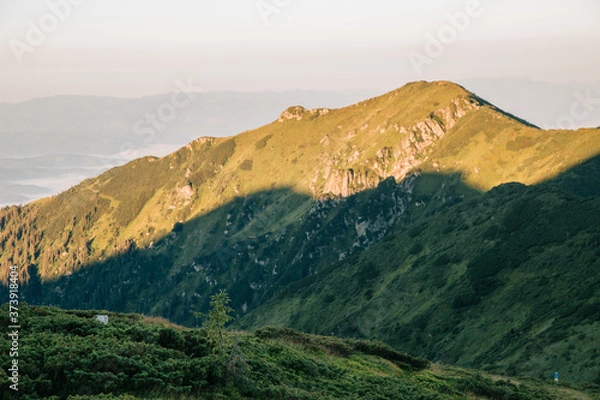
left=8, top=169, right=480, bottom=324
left=2, top=155, right=600, bottom=384
left=545, top=153, right=600, bottom=197
left=234, top=155, right=600, bottom=383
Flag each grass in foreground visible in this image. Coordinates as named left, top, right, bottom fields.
left=1, top=304, right=597, bottom=399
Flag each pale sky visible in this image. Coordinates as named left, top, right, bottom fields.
left=1, top=0, right=599, bottom=102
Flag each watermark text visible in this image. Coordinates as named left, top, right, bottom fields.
left=9, top=0, right=84, bottom=63
left=7, top=265, right=20, bottom=392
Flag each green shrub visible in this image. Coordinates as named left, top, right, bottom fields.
left=157, top=328, right=185, bottom=351
left=207, top=139, right=236, bottom=167
left=408, top=224, right=425, bottom=238
left=255, top=135, right=273, bottom=150
left=356, top=261, right=380, bottom=282
left=408, top=242, right=423, bottom=255
left=433, top=253, right=451, bottom=267
left=239, top=160, right=253, bottom=171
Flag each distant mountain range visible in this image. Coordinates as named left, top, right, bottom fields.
left=457, top=77, right=600, bottom=129
left=1, top=81, right=599, bottom=384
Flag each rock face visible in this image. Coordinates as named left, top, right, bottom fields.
left=312, top=96, right=479, bottom=198
left=322, top=168, right=379, bottom=198
left=278, top=106, right=307, bottom=122
left=278, top=106, right=331, bottom=122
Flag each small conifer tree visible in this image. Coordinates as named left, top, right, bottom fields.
left=202, top=290, right=234, bottom=354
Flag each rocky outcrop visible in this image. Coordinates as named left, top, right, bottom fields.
left=278, top=106, right=331, bottom=122
left=311, top=96, right=479, bottom=198
left=186, top=136, right=216, bottom=152
left=321, top=168, right=380, bottom=197
left=278, top=106, right=307, bottom=122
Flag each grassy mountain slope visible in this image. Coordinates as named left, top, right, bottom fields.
left=237, top=162, right=600, bottom=383
left=1, top=81, right=599, bottom=386
left=2, top=304, right=595, bottom=400
left=2, top=81, right=597, bottom=284
left=1, top=81, right=474, bottom=276
left=422, top=108, right=599, bottom=190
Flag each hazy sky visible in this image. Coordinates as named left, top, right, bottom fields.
left=1, top=0, right=599, bottom=102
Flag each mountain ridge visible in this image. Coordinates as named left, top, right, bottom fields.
left=2, top=78, right=598, bottom=296
left=1, top=80, right=599, bottom=384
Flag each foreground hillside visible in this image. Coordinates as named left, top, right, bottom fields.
left=1, top=81, right=599, bottom=386
left=1, top=304, right=596, bottom=400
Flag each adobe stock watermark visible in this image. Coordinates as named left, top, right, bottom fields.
left=256, top=0, right=291, bottom=24
left=556, top=89, right=600, bottom=130
left=7, top=265, right=20, bottom=392
left=102, top=78, right=202, bottom=171
left=409, top=0, right=484, bottom=74
left=9, top=0, right=84, bottom=64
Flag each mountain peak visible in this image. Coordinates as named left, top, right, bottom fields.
left=274, top=81, right=473, bottom=124
left=391, top=79, right=471, bottom=95
left=1, top=82, right=599, bottom=387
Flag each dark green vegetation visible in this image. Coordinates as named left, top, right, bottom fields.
left=1, top=81, right=600, bottom=390
left=2, top=304, right=595, bottom=399
left=238, top=163, right=600, bottom=384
